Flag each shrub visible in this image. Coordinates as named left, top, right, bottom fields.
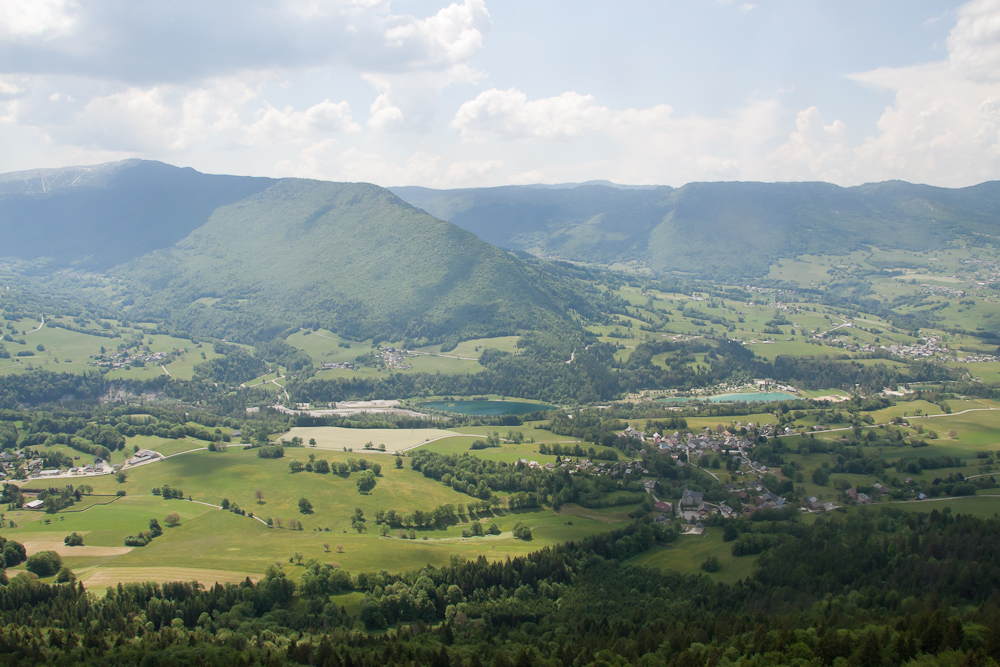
left=63, top=532, right=84, bottom=547
left=701, top=556, right=721, bottom=572
left=25, top=550, right=62, bottom=577
left=512, top=521, right=532, bottom=541
left=124, top=533, right=151, bottom=547
left=1, top=538, right=26, bottom=567
left=257, top=445, right=284, bottom=459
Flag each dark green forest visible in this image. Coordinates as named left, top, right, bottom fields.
left=1, top=509, right=999, bottom=666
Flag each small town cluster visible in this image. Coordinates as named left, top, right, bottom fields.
left=1, top=448, right=161, bottom=484
left=378, top=345, right=413, bottom=370
left=90, top=348, right=179, bottom=370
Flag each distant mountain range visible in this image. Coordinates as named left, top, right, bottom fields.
left=391, top=180, right=1000, bottom=279
left=0, top=161, right=571, bottom=342
left=3, top=159, right=999, bottom=342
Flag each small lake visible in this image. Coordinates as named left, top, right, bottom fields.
left=660, top=391, right=799, bottom=404
left=418, top=400, right=556, bottom=416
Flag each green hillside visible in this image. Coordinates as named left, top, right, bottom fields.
left=392, top=180, right=1000, bottom=279
left=111, top=179, right=572, bottom=342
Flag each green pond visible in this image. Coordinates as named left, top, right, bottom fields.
left=418, top=400, right=556, bottom=416
left=660, top=391, right=799, bottom=404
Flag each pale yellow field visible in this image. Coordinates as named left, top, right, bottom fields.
left=281, top=426, right=466, bottom=452
left=80, top=567, right=260, bottom=589
left=20, top=533, right=133, bottom=557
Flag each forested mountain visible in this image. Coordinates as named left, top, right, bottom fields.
left=111, top=179, right=574, bottom=342
left=0, top=161, right=578, bottom=342
left=391, top=180, right=1000, bottom=279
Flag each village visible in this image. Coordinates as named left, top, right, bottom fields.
left=0, top=447, right=162, bottom=485
left=90, top=347, right=179, bottom=370
left=378, top=345, right=413, bottom=370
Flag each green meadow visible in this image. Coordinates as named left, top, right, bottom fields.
left=628, top=527, right=759, bottom=585
left=3, top=445, right=637, bottom=588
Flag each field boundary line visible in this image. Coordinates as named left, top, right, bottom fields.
left=889, top=494, right=1000, bottom=505
left=183, top=498, right=271, bottom=527
left=163, top=447, right=209, bottom=458
left=911, top=407, right=1000, bottom=419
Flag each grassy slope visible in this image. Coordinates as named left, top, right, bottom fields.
left=3, top=446, right=635, bottom=587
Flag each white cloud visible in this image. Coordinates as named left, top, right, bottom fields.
left=947, top=0, right=1000, bottom=81
left=450, top=87, right=785, bottom=184
left=278, top=141, right=503, bottom=188
left=452, top=88, right=610, bottom=141
left=817, top=0, right=1000, bottom=186
left=0, top=0, right=490, bottom=85
left=382, top=0, right=490, bottom=70
left=7, top=76, right=358, bottom=156
left=1, top=0, right=492, bottom=155
left=769, top=106, right=851, bottom=182
left=0, top=0, right=76, bottom=39
left=243, top=100, right=359, bottom=145
left=367, top=94, right=406, bottom=131
left=0, top=76, right=26, bottom=97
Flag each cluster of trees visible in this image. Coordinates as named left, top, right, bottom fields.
left=410, top=449, right=647, bottom=510
left=24, top=550, right=63, bottom=577
left=34, top=486, right=82, bottom=513
left=192, top=343, right=268, bottom=386
left=288, top=455, right=382, bottom=478
left=0, top=535, right=26, bottom=568
left=461, top=521, right=500, bottom=538
left=374, top=504, right=464, bottom=530
left=257, top=445, right=284, bottom=459
left=152, top=485, right=185, bottom=500
left=895, top=454, right=965, bottom=474
left=0, top=371, right=106, bottom=409
left=124, top=518, right=163, bottom=547
left=537, top=440, right=619, bottom=460
left=1, top=406, right=234, bottom=470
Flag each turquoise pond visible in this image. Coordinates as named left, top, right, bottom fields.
left=660, top=391, right=799, bottom=404
left=418, top=400, right=556, bottom=416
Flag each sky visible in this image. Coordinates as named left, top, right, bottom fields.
left=2, top=0, right=1000, bottom=188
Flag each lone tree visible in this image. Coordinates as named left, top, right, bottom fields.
left=63, top=532, right=84, bottom=547
left=164, top=512, right=181, bottom=527
left=298, top=497, right=313, bottom=514
left=254, top=489, right=265, bottom=504
left=356, top=470, right=377, bottom=494
left=395, top=456, right=403, bottom=469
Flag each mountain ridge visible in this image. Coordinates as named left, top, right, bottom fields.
left=391, top=179, right=1000, bottom=279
